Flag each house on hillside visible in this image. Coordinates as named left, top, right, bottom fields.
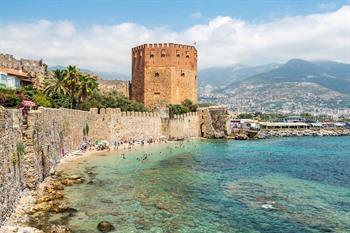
left=0, top=68, right=33, bottom=88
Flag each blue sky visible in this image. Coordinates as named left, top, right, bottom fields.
left=1, top=0, right=348, bottom=29
left=0, top=0, right=349, bottom=73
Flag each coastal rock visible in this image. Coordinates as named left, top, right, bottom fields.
left=155, top=202, right=171, bottom=211
left=97, top=221, right=115, bottom=232
left=50, top=224, right=71, bottom=233
left=234, top=134, right=249, bottom=140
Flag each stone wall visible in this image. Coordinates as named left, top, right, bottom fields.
left=198, top=106, right=230, bottom=138
left=0, top=108, right=24, bottom=224
left=162, top=112, right=200, bottom=140
left=97, top=79, right=130, bottom=98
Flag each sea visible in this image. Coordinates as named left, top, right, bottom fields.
left=39, top=136, right=350, bottom=232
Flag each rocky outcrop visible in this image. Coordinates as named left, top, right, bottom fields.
left=256, top=128, right=350, bottom=139
left=1, top=172, right=84, bottom=233
left=198, top=106, right=230, bottom=138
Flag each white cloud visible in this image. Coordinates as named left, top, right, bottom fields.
left=190, top=12, right=204, bottom=19
left=318, top=2, right=337, bottom=10
left=0, top=6, right=349, bottom=74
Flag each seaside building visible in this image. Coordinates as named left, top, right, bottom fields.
left=260, top=122, right=310, bottom=129
left=0, top=67, right=33, bottom=88
left=0, top=53, right=47, bottom=89
left=131, top=43, right=198, bottom=109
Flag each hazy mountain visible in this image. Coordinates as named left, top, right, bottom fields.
left=223, top=59, right=350, bottom=95
left=201, top=59, right=350, bottom=113
left=49, top=66, right=130, bottom=80
left=199, top=63, right=280, bottom=88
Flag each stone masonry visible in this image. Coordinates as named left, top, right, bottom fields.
left=97, top=79, right=130, bottom=98
left=131, top=43, right=198, bottom=109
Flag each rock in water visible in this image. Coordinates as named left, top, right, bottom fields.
left=97, top=221, right=115, bottom=232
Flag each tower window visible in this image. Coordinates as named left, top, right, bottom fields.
left=186, top=51, right=190, bottom=58
left=176, top=50, right=180, bottom=57
left=161, top=50, right=166, bottom=57
left=181, top=72, right=185, bottom=77
left=155, top=72, right=160, bottom=77
left=150, top=51, right=154, bottom=58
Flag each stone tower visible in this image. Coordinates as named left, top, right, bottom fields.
left=131, top=43, right=198, bottom=109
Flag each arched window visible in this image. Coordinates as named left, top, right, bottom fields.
left=176, top=50, right=181, bottom=57
left=155, top=72, right=160, bottom=77
left=186, top=51, right=190, bottom=58
left=161, top=50, right=166, bottom=58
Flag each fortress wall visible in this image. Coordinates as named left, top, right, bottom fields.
left=0, top=107, right=24, bottom=225
left=117, top=111, right=162, bottom=140
left=162, top=112, right=200, bottom=140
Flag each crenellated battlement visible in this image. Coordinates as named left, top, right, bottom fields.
left=132, top=43, right=196, bottom=52
left=120, top=111, right=159, bottom=118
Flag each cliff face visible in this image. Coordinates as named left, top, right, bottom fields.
left=97, top=79, right=130, bottom=97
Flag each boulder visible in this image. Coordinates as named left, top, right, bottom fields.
left=97, top=221, right=115, bottom=232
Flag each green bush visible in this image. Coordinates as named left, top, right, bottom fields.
left=33, top=93, right=52, bottom=107
left=168, top=99, right=197, bottom=118
left=80, top=91, right=149, bottom=112
left=0, top=89, right=21, bottom=108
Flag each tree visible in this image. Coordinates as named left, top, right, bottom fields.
left=181, top=99, right=198, bottom=112
left=63, top=65, right=80, bottom=108
left=44, top=69, right=68, bottom=97
left=77, top=73, right=98, bottom=107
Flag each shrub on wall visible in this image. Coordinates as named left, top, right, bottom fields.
left=168, top=99, right=198, bottom=118
left=0, top=89, right=21, bottom=108
left=80, top=91, right=149, bottom=112
left=33, top=93, right=53, bottom=107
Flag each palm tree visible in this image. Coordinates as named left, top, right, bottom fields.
left=44, top=69, right=68, bottom=97
left=77, top=73, right=98, bottom=107
left=63, top=65, right=80, bottom=108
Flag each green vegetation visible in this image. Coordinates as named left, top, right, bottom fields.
left=83, top=123, right=90, bottom=141
left=0, top=65, right=148, bottom=112
left=168, top=99, right=197, bottom=118
left=0, top=88, right=21, bottom=107
left=80, top=91, right=148, bottom=112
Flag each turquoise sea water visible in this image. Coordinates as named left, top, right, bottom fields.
left=48, top=137, right=350, bottom=232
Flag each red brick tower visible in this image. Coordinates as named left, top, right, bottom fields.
left=131, top=43, right=198, bottom=109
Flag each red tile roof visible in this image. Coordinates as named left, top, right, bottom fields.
left=0, top=67, right=31, bottom=80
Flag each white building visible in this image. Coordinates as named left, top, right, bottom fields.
left=0, top=68, right=32, bottom=88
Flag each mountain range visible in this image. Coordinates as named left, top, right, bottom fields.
left=200, top=59, right=350, bottom=114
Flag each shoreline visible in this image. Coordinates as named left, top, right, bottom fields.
left=232, top=128, right=350, bottom=140
left=0, top=139, right=179, bottom=233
